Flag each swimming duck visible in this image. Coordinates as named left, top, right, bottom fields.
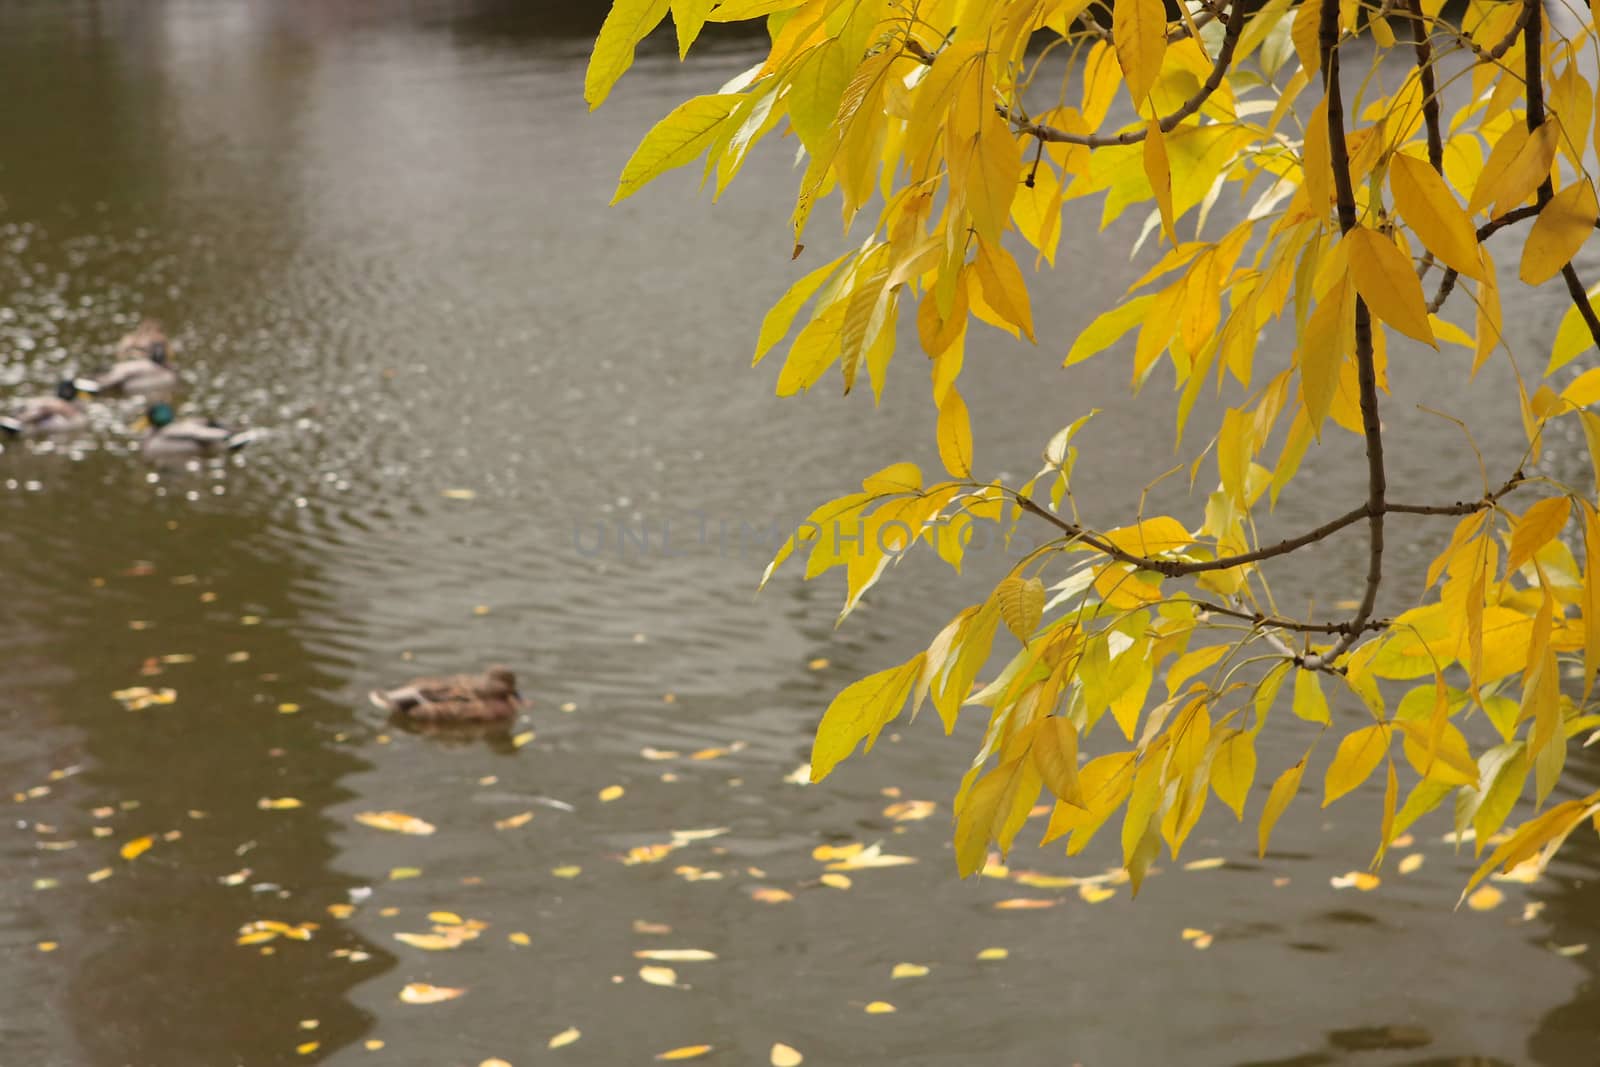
left=137, top=402, right=256, bottom=457
left=0, top=380, right=88, bottom=436
left=77, top=320, right=177, bottom=396
left=368, top=666, right=525, bottom=724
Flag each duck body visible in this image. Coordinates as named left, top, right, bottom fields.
left=78, top=320, right=177, bottom=397
left=0, top=381, right=88, bottom=436
left=368, top=666, right=524, bottom=724
left=139, top=403, right=256, bottom=458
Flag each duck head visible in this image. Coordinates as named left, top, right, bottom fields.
left=55, top=379, right=79, bottom=401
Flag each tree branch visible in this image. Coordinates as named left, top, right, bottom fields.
left=1403, top=0, right=1444, bottom=173
left=1002, top=2, right=1242, bottom=148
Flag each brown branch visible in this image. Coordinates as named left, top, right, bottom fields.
left=1003, top=2, right=1243, bottom=148
left=1403, top=0, right=1444, bottom=172
left=1189, top=598, right=1387, bottom=636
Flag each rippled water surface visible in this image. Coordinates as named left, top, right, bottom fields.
left=3, top=3, right=1600, bottom=1065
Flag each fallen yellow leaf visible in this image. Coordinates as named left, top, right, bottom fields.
left=398, top=982, right=465, bottom=1004
left=87, top=868, right=113, bottom=883
left=509, top=931, right=531, bottom=946
left=864, top=1001, right=896, bottom=1014
left=1555, top=943, right=1589, bottom=957
left=807, top=658, right=830, bottom=670
left=750, top=888, right=794, bottom=904
left=442, top=488, right=477, bottom=500
left=994, top=897, right=1057, bottom=910
left=480, top=1059, right=513, bottom=1067
left=1182, top=857, right=1225, bottom=871
left=1398, top=853, right=1424, bottom=875
left=891, top=962, right=929, bottom=978
left=882, top=799, right=936, bottom=821
left=1011, top=871, right=1077, bottom=889
left=120, top=835, right=154, bottom=861
left=633, top=920, right=672, bottom=934
left=812, top=843, right=863, bottom=862
left=820, top=873, right=852, bottom=889
left=37, top=941, right=58, bottom=952
left=655, top=1046, right=712, bottom=1061
left=257, top=797, right=302, bottom=810
left=513, top=731, right=535, bottom=749
left=599, top=785, right=625, bottom=802
left=278, top=703, right=301, bottom=714
left=394, top=932, right=458, bottom=951
left=296, top=1042, right=319, bottom=1055
left=1078, top=885, right=1115, bottom=904
left=642, top=747, right=680, bottom=760
left=1492, top=857, right=1543, bottom=884
left=552, top=866, right=581, bottom=878
left=388, top=867, right=422, bottom=880
left=327, top=903, right=354, bottom=919
left=1330, top=871, right=1381, bottom=891
left=771, top=1042, right=804, bottom=1066
left=364, top=1039, right=385, bottom=1050
left=354, top=811, right=436, bottom=835
left=977, top=947, right=1009, bottom=960
left=548, top=1027, right=581, bottom=1049
left=634, top=948, right=716, bottom=961
left=639, top=965, right=678, bottom=986
left=1467, top=886, right=1505, bottom=911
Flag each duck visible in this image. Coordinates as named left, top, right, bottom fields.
left=0, top=380, right=88, bottom=436
left=368, top=666, right=525, bottom=724
left=137, top=402, right=257, bottom=457
left=76, top=320, right=177, bottom=397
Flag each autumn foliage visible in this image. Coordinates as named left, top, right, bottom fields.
left=588, top=0, right=1600, bottom=901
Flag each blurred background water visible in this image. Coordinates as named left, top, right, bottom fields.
left=0, top=2, right=1597, bottom=1064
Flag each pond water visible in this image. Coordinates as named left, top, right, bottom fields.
left=1, top=2, right=1598, bottom=1064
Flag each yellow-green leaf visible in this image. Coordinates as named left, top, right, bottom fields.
left=996, top=575, right=1045, bottom=642
left=1388, top=153, right=1485, bottom=281
left=810, top=655, right=924, bottom=782
left=1112, top=0, right=1168, bottom=103
left=753, top=254, right=847, bottom=367
left=1211, top=730, right=1256, bottom=819
left=1292, top=667, right=1331, bottom=724
left=670, top=0, right=715, bottom=59
left=585, top=0, right=673, bottom=110
left=614, top=95, right=741, bottom=204
left=1521, top=179, right=1598, bottom=285
left=1258, top=757, right=1306, bottom=857
left=1346, top=226, right=1434, bottom=346
left=1323, top=724, right=1390, bottom=806
left=1032, top=716, right=1085, bottom=807
left=1144, top=118, right=1175, bottom=242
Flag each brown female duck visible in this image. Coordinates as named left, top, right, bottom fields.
left=368, top=666, right=525, bottom=724
left=77, top=320, right=177, bottom=397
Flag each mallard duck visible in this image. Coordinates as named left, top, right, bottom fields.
left=77, top=320, right=177, bottom=396
left=137, top=402, right=256, bottom=457
left=368, top=666, right=525, bottom=724
left=0, top=380, right=88, bottom=436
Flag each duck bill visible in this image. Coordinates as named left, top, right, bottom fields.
left=131, top=415, right=151, bottom=432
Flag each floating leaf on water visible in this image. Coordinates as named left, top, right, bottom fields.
left=670, top=827, right=730, bottom=844
left=639, top=965, right=678, bottom=986
left=864, top=1002, right=896, bottom=1014
left=1181, top=928, right=1206, bottom=940
left=641, top=747, right=680, bottom=760
left=296, top=1042, right=319, bottom=1055
left=399, top=982, right=465, bottom=1004
left=890, top=963, right=929, bottom=979
left=364, top=1039, right=385, bottom=1050
left=1492, top=857, right=1543, bottom=884
left=119, top=835, right=155, bottom=862
left=508, top=931, right=531, bottom=946
left=429, top=911, right=462, bottom=925
left=327, top=903, right=354, bottom=919
left=675, top=866, right=722, bottom=881
left=389, top=867, right=422, bottom=881
left=258, top=797, right=303, bottom=810
left=807, top=658, right=830, bottom=670
left=599, top=785, right=625, bottom=802
left=33, top=878, right=59, bottom=891
left=495, top=812, right=535, bottom=831
left=560, top=701, right=578, bottom=712
left=819, top=873, right=852, bottom=890
left=633, top=920, right=672, bottom=935
left=1467, top=886, right=1505, bottom=911
left=994, top=898, right=1057, bottom=911
left=1391, top=833, right=1414, bottom=848
left=513, top=731, right=535, bottom=749
left=473, top=605, right=492, bottom=616
left=655, top=1046, right=712, bottom=1061
left=237, top=930, right=277, bottom=946
left=227, top=651, right=251, bottom=663
left=771, top=1043, right=804, bottom=1066
left=980, top=856, right=1010, bottom=879
left=161, top=653, right=196, bottom=664
left=784, top=764, right=811, bottom=784
left=1330, top=871, right=1381, bottom=891
left=750, top=888, right=794, bottom=904
left=354, top=811, right=436, bottom=835
left=623, top=844, right=677, bottom=865
left=1555, top=943, right=1589, bottom=957
left=1398, top=854, right=1424, bottom=875
left=87, top=868, right=113, bottom=883
left=812, top=843, right=862, bottom=862
left=278, top=703, right=301, bottom=715
left=1011, top=871, right=1077, bottom=889
left=1182, top=857, right=1225, bottom=871
left=690, top=748, right=729, bottom=761
left=633, top=949, right=716, bottom=962
left=442, top=488, right=477, bottom=500
left=394, top=932, right=458, bottom=951
left=551, top=865, right=582, bottom=879
left=1192, top=933, right=1214, bottom=949
left=882, top=800, right=935, bottom=821
left=977, top=947, right=1009, bottom=960
left=37, top=941, right=58, bottom=952
left=1078, top=885, right=1115, bottom=904
left=548, top=1027, right=581, bottom=1049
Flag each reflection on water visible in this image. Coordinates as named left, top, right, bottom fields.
left=0, top=1, right=1597, bottom=1064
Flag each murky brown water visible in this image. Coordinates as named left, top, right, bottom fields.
left=2, top=3, right=1599, bottom=1065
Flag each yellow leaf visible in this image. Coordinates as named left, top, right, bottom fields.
left=1292, top=668, right=1330, bottom=725
left=974, top=239, right=1035, bottom=341
left=1475, top=119, right=1560, bottom=217
left=509, top=931, right=532, bottom=945
left=120, top=835, right=153, bottom=861
left=634, top=948, right=717, bottom=961
left=994, top=897, right=1057, bottom=910
left=1078, top=883, right=1116, bottom=903
left=548, top=1028, right=581, bottom=1049
left=891, top=962, right=930, bottom=978
left=753, top=254, right=847, bottom=367
left=394, top=932, right=459, bottom=951
left=810, top=655, right=923, bottom=781
left=771, top=1043, right=805, bottom=1067
left=1467, top=885, right=1505, bottom=911
left=1508, top=497, right=1571, bottom=574
left=496, top=811, right=535, bottom=830
left=1330, top=870, right=1381, bottom=890
left=670, top=0, right=714, bottom=58
left=1521, top=179, right=1598, bottom=285
left=613, top=94, right=739, bottom=203
left=1302, top=99, right=1330, bottom=215
left=398, top=982, right=465, bottom=1004
left=296, top=1042, right=319, bottom=1056
left=1298, top=277, right=1351, bottom=434
left=996, top=575, right=1045, bottom=642
left=864, top=1002, right=897, bottom=1014
left=257, top=797, right=302, bottom=810
left=751, top=887, right=795, bottom=903
left=956, top=98, right=1022, bottom=245
left=1388, top=153, right=1484, bottom=281
left=820, top=872, right=852, bottom=889
left=1258, top=758, right=1306, bottom=856
left=1469, top=122, right=1530, bottom=216
left=977, top=946, right=1009, bottom=959
left=1211, top=731, right=1256, bottom=819
left=639, top=965, right=678, bottom=986
left=1399, top=852, right=1424, bottom=874
left=863, top=462, right=921, bottom=495
left=1144, top=119, right=1175, bottom=243
left=1346, top=226, right=1434, bottom=345
left=354, top=811, right=436, bottom=835
left=936, top=388, right=973, bottom=478
left=1112, top=0, right=1168, bottom=102
left=1032, top=716, right=1084, bottom=807
left=584, top=0, right=672, bottom=110
left=1584, top=506, right=1600, bottom=702
left=1323, top=724, right=1391, bottom=805
left=552, top=865, right=581, bottom=878
left=1065, top=295, right=1152, bottom=366
left=655, top=1046, right=713, bottom=1061
left=599, top=785, right=625, bottom=802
